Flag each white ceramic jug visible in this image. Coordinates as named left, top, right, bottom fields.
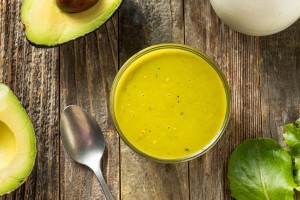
left=210, top=0, right=300, bottom=36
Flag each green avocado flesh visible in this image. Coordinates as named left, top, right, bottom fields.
left=0, top=84, right=36, bottom=195
left=21, top=0, right=122, bottom=46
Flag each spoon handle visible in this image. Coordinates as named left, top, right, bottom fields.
left=93, top=168, right=114, bottom=200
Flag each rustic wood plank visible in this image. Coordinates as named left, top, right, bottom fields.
left=0, top=0, right=60, bottom=200
left=259, top=20, right=300, bottom=141
left=185, top=0, right=262, bottom=199
left=259, top=20, right=300, bottom=198
left=119, top=1, right=189, bottom=200
left=59, top=15, right=119, bottom=199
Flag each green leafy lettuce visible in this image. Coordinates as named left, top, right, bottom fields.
left=228, top=138, right=296, bottom=200
left=228, top=118, right=300, bottom=200
left=284, top=119, right=300, bottom=188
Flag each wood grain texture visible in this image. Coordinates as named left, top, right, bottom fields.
left=59, top=14, right=119, bottom=200
left=119, top=1, right=189, bottom=200
left=0, top=0, right=299, bottom=199
left=259, top=20, right=300, bottom=198
left=0, top=0, right=59, bottom=200
left=259, top=20, right=300, bottom=142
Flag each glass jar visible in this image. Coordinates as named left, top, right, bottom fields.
left=110, top=43, right=231, bottom=163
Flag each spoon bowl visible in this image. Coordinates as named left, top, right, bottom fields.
left=60, top=105, right=113, bottom=200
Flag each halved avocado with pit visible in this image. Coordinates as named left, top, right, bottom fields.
left=21, top=0, right=122, bottom=46
left=0, top=83, right=36, bottom=195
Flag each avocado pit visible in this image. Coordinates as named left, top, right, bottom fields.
left=56, top=0, right=99, bottom=13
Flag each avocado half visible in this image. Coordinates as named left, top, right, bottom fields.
left=21, top=0, right=122, bottom=46
left=0, top=84, right=36, bottom=195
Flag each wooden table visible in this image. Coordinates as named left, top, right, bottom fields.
left=0, top=0, right=299, bottom=199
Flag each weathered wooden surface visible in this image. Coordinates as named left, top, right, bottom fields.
left=59, top=14, right=119, bottom=200
left=0, top=0, right=60, bottom=199
left=0, top=0, right=299, bottom=199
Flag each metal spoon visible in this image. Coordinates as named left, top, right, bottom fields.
left=60, top=105, right=113, bottom=200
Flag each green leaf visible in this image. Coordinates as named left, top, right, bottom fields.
left=284, top=118, right=300, bottom=187
left=228, top=138, right=295, bottom=200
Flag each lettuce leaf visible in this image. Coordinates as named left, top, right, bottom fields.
left=228, top=138, right=296, bottom=200
left=284, top=118, right=300, bottom=188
